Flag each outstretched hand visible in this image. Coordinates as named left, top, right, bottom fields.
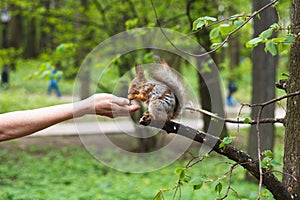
left=77, top=93, right=141, bottom=118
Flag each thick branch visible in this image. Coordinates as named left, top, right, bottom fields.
left=140, top=120, right=293, bottom=200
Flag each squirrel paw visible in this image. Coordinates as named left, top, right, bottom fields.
left=139, top=112, right=153, bottom=125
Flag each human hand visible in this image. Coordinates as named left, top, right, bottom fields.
left=76, top=93, right=140, bottom=118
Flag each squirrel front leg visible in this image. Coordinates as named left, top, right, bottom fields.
left=142, top=100, right=171, bottom=122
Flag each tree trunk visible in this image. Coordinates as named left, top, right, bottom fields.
left=247, top=0, right=278, bottom=164
left=76, top=0, right=91, bottom=99
left=24, top=17, right=39, bottom=58
left=186, top=0, right=227, bottom=138
left=39, top=0, right=52, bottom=50
left=283, top=0, right=300, bottom=197
left=8, top=5, right=22, bottom=49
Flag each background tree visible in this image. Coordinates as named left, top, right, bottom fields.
left=283, top=0, right=300, bottom=196
left=247, top=0, right=278, bottom=180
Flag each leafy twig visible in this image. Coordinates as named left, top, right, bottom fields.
left=150, top=0, right=279, bottom=57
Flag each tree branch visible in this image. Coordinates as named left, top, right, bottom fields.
left=185, top=106, right=284, bottom=124
left=140, top=119, right=293, bottom=200
left=242, top=90, right=300, bottom=108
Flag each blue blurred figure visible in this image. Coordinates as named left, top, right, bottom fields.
left=47, top=69, right=61, bottom=97
left=1, top=65, right=9, bottom=89
left=227, top=79, right=238, bottom=107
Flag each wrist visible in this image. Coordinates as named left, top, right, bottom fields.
left=73, top=98, right=93, bottom=118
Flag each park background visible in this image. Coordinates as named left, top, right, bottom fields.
left=0, top=0, right=295, bottom=199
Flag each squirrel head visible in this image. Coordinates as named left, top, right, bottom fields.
left=128, top=66, right=147, bottom=101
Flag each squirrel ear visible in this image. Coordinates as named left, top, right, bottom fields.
left=135, top=66, right=145, bottom=78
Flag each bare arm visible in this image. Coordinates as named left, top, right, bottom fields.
left=0, top=93, right=140, bottom=142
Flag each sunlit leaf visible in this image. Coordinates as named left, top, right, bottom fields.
left=234, top=20, right=243, bottom=27
left=265, top=41, right=277, bottom=56
left=209, top=27, right=220, bottom=40
left=248, top=37, right=263, bottom=45
left=270, top=160, right=281, bottom=167
left=284, top=34, right=295, bottom=43
left=260, top=29, right=273, bottom=39
left=243, top=117, right=252, bottom=124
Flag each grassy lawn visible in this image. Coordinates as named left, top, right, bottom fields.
left=0, top=127, right=285, bottom=200
left=0, top=59, right=74, bottom=113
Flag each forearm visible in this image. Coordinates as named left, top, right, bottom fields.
left=0, top=102, right=86, bottom=142
left=0, top=94, right=140, bottom=142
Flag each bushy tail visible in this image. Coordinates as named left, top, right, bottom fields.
left=150, top=61, right=186, bottom=118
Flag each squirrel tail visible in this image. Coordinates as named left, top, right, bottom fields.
left=151, top=61, right=186, bottom=118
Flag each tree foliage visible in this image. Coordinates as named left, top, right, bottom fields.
left=1, top=0, right=299, bottom=199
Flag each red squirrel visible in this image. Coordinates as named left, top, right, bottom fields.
left=128, top=62, right=186, bottom=122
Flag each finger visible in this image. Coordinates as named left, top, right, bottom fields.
left=129, top=104, right=141, bottom=113
left=111, top=104, right=140, bottom=118
left=111, top=96, right=130, bottom=106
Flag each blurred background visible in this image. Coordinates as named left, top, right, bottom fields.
left=0, top=0, right=291, bottom=199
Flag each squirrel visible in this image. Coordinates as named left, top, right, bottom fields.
left=128, top=62, right=186, bottom=122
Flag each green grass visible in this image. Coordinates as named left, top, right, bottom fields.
left=0, top=128, right=284, bottom=200
left=0, top=59, right=74, bottom=113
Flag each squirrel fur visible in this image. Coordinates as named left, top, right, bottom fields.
left=128, top=62, right=186, bottom=122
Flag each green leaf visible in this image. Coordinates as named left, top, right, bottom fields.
left=271, top=37, right=287, bottom=43
left=192, top=19, right=205, bottom=30
left=219, top=142, right=225, bottom=149
left=202, top=16, right=217, bottom=21
left=192, top=16, right=217, bottom=30
left=248, top=37, right=263, bottom=45
left=234, top=20, right=243, bottom=27
left=215, top=182, right=222, bottom=194
left=190, top=177, right=203, bottom=185
left=243, top=117, right=252, bottom=124
left=174, top=167, right=184, bottom=174
left=219, top=24, right=231, bottom=36
left=284, top=34, right=295, bottom=43
left=270, top=23, right=280, bottom=30
left=175, top=167, right=185, bottom=180
left=265, top=41, right=277, bottom=56
left=263, top=150, right=273, bottom=158
left=56, top=44, right=65, bottom=52
left=211, top=43, right=221, bottom=49
left=193, top=182, right=203, bottom=190
left=195, top=21, right=205, bottom=30
left=261, top=159, right=268, bottom=169
left=219, top=137, right=234, bottom=149
left=223, top=137, right=234, bottom=145
left=270, top=160, right=281, bottom=167
left=209, top=27, right=220, bottom=40
left=179, top=170, right=185, bottom=180
left=260, top=29, right=273, bottom=39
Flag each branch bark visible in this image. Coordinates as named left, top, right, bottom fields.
left=140, top=119, right=293, bottom=200
left=185, top=106, right=284, bottom=125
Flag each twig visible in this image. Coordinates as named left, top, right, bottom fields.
left=172, top=182, right=182, bottom=200
left=150, top=0, right=278, bottom=57
left=255, top=107, right=264, bottom=200
left=185, top=106, right=284, bottom=124
left=242, top=90, right=300, bottom=108
left=237, top=104, right=246, bottom=134
left=265, top=170, right=298, bottom=182
left=220, top=163, right=241, bottom=200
